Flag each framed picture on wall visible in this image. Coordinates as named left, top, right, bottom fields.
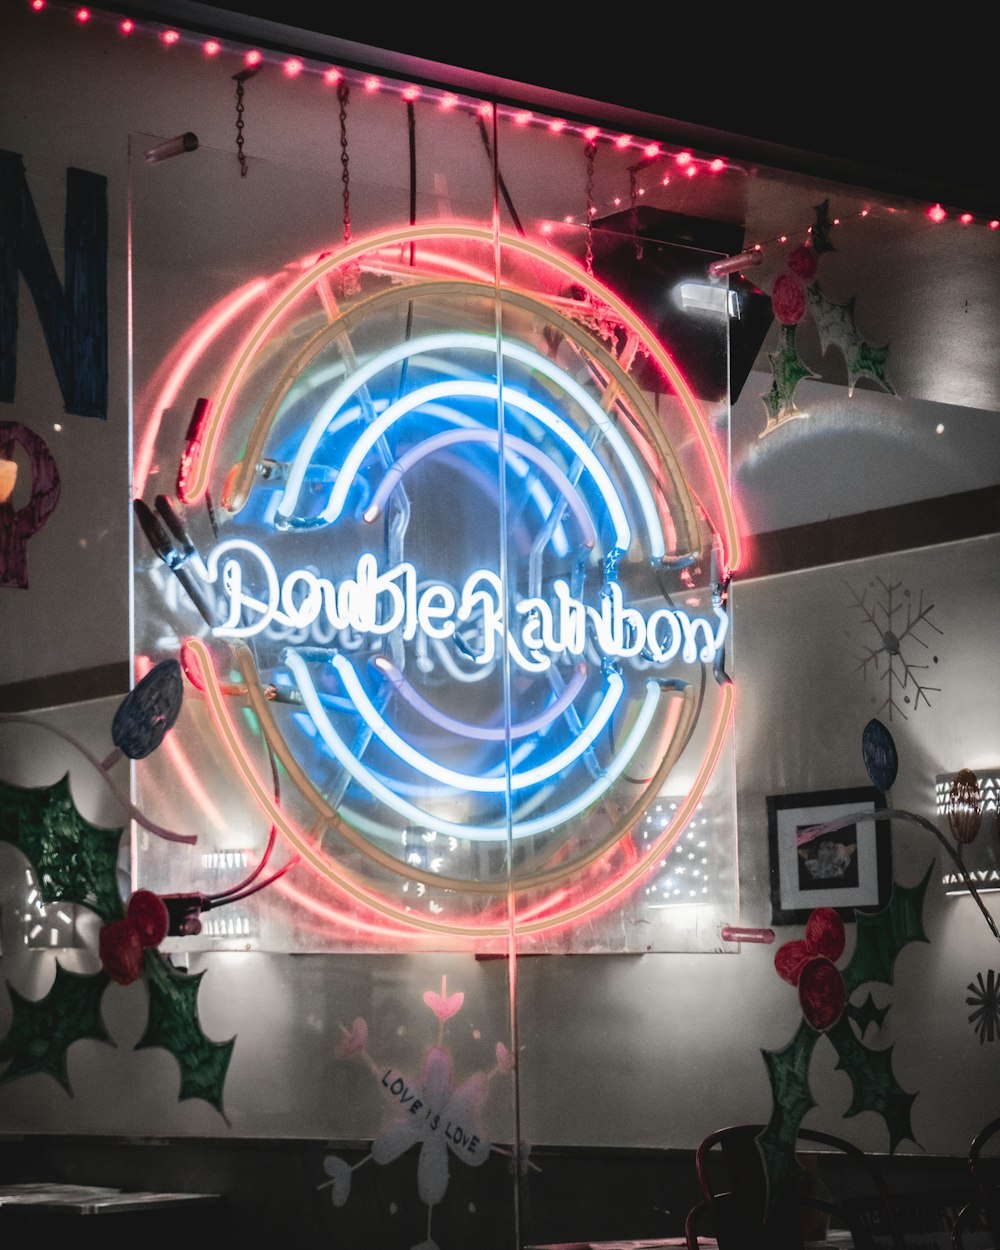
left=767, top=787, right=892, bottom=924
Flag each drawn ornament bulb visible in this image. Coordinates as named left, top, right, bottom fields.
left=948, top=769, right=983, bottom=845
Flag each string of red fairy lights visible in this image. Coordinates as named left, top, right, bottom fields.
left=26, top=0, right=1000, bottom=256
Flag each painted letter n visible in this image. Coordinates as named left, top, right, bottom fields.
left=0, top=150, right=108, bottom=418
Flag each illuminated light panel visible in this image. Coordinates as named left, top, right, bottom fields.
left=141, top=220, right=738, bottom=939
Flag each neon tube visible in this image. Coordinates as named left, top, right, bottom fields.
left=371, top=655, right=587, bottom=741
left=324, top=653, right=622, bottom=793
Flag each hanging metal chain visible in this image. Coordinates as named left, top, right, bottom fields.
left=232, top=68, right=257, bottom=178
left=628, top=162, right=643, bottom=260
left=337, top=80, right=352, bottom=243
left=584, top=139, right=597, bottom=277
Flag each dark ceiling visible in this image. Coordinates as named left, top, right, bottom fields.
left=162, top=2, right=999, bottom=216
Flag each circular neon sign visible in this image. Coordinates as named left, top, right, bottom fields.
left=139, top=224, right=737, bottom=939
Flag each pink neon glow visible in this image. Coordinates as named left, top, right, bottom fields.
left=119, top=17, right=134, bottom=32
left=685, top=166, right=697, bottom=178
left=514, top=110, right=532, bottom=126
left=549, top=119, right=567, bottom=133
left=440, top=93, right=459, bottom=110
left=991, top=220, right=1000, bottom=230
left=324, top=67, right=342, bottom=85
left=283, top=57, right=303, bottom=77
left=133, top=277, right=267, bottom=498
left=709, top=158, right=725, bottom=172
left=478, top=101, right=493, bottom=117
left=643, top=142, right=659, bottom=158
left=402, top=85, right=421, bottom=101
left=928, top=202, right=947, bottom=223
left=614, top=134, right=632, bottom=150
left=540, top=223, right=552, bottom=234
left=364, top=75, right=380, bottom=92
left=960, top=212, right=973, bottom=224
left=675, top=150, right=693, bottom=166
left=31, top=0, right=45, bottom=11
left=204, top=39, right=220, bottom=56
left=563, top=215, right=573, bottom=224
left=244, top=49, right=261, bottom=67
left=661, top=175, right=670, bottom=186
left=162, top=29, right=180, bottom=43
left=75, top=7, right=89, bottom=21
left=582, top=125, right=599, bottom=141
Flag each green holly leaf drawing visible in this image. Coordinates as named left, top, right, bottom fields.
left=0, top=963, right=112, bottom=1092
left=759, top=325, right=819, bottom=436
left=842, top=863, right=932, bottom=996
left=827, top=1013, right=918, bottom=1152
left=757, top=1020, right=820, bottom=1202
left=846, top=991, right=890, bottom=1038
left=0, top=774, right=124, bottom=923
left=138, top=950, right=234, bottom=1118
left=806, top=284, right=896, bottom=396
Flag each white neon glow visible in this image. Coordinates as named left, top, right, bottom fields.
left=204, top=542, right=729, bottom=669
left=275, top=331, right=664, bottom=557
left=328, top=653, right=622, bottom=792
left=283, top=647, right=664, bottom=842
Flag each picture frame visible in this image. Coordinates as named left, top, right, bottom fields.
left=767, top=786, right=892, bottom=925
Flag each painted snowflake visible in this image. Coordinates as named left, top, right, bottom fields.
left=319, top=977, right=514, bottom=1250
left=967, top=969, right=1000, bottom=1044
left=846, top=576, right=942, bottom=721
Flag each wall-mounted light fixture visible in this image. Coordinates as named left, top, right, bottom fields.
left=936, top=769, right=1000, bottom=896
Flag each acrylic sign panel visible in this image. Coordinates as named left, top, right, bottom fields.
left=129, top=135, right=738, bottom=953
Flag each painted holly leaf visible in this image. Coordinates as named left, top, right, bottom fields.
left=138, top=949, right=234, bottom=1117
left=759, top=325, right=819, bottom=435
left=757, top=1020, right=820, bottom=1201
left=0, top=774, right=124, bottom=923
left=842, top=863, right=932, bottom=996
left=810, top=199, right=837, bottom=255
left=806, top=285, right=896, bottom=396
left=0, top=963, right=112, bottom=1091
left=827, top=1013, right=918, bottom=1151
left=846, top=991, right=890, bottom=1037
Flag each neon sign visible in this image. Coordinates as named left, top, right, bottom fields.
left=206, top=543, right=729, bottom=669
left=135, top=223, right=739, bottom=942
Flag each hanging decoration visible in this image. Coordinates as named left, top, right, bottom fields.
left=846, top=574, right=942, bottom=721
left=759, top=201, right=896, bottom=438
left=0, top=421, right=61, bottom=590
left=759, top=870, right=930, bottom=1205
left=232, top=65, right=258, bottom=178
left=319, top=975, right=516, bottom=1250
left=861, top=718, right=899, bottom=793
